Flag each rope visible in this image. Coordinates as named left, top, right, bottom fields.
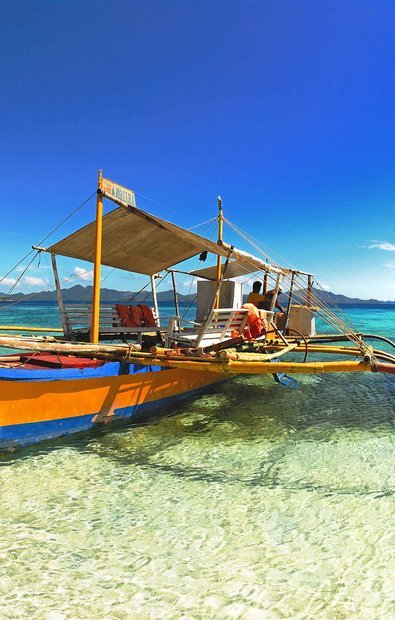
left=228, top=218, right=357, bottom=337
left=180, top=218, right=218, bottom=320
left=0, top=191, right=96, bottom=306
left=223, top=216, right=368, bottom=353
left=37, top=191, right=97, bottom=246
left=0, top=253, right=40, bottom=309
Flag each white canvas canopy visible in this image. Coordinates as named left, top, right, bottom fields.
left=48, top=200, right=288, bottom=276
left=190, top=262, right=256, bottom=281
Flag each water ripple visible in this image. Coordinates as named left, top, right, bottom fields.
left=0, top=371, right=394, bottom=618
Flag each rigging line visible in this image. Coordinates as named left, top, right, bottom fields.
left=61, top=271, right=93, bottom=285
left=0, top=250, right=35, bottom=288
left=0, top=265, right=114, bottom=313
left=0, top=252, right=40, bottom=309
left=140, top=271, right=171, bottom=304
left=180, top=219, right=218, bottom=320
left=224, top=216, right=362, bottom=336
left=38, top=191, right=97, bottom=246
left=0, top=191, right=96, bottom=289
left=224, top=217, right=364, bottom=345
left=216, top=231, right=362, bottom=347
left=312, top=280, right=365, bottom=334
left=188, top=217, right=218, bottom=231
left=223, top=217, right=297, bottom=272
left=134, top=192, right=218, bottom=233
left=290, top=274, right=364, bottom=343
left=133, top=190, right=197, bottom=227
left=133, top=190, right=176, bottom=213
left=100, top=268, right=114, bottom=285
left=283, top=277, right=360, bottom=340
left=126, top=279, right=151, bottom=303
left=175, top=218, right=218, bottom=319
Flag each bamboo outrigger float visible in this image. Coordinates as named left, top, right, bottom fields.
left=0, top=171, right=394, bottom=451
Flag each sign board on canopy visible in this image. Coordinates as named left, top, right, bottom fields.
left=102, top=177, right=136, bottom=207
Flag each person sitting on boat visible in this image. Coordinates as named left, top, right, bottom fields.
left=247, top=281, right=284, bottom=312
left=259, top=288, right=286, bottom=330
left=246, top=281, right=266, bottom=307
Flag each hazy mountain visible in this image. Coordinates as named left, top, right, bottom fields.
left=0, top=285, right=393, bottom=304
left=277, top=289, right=393, bottom=306
left=0, top=285, right=190, bottom=304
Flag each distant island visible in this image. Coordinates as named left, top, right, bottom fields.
left=0, top=284, right=393, bottom=305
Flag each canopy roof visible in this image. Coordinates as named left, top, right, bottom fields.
left=48, top=198, right=289, bottom=277
left=191, top=262, right=256, bottom=281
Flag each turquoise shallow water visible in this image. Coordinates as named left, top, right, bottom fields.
left=0, top=303, right=394, bottom=619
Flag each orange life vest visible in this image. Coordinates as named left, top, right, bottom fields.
left=231, top=303, right=269, bottom=340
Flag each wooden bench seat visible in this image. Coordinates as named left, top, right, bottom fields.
left=62, top=305, right=162, bottom=342
left=166, top=307, right=249, bottom=348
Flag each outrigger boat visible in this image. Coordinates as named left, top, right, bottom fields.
left=0, top=171, right=394, bottom=451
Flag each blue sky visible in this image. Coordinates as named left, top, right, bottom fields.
left=1, top=0, right=395, bottom=300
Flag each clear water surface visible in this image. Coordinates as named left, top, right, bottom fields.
left=0, top=303, right=394, bottom=619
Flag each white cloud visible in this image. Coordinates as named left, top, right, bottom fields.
left=0, top=274, right=49, bottom=291
left=73, top=266, right=93, bottom=282
left=367, top=242, right=395, bottom=251
left=384, top=261, right=395, bottom=269
left=182, top=279, right=198, bottom=289
left=321, top=283, right=331, bottom=290
left=0, top=277, right=18, bottom=288
left=23, top=276, right=48, bottom=287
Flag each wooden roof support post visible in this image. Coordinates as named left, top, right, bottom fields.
left=51, top=253, right=68, bottom=338
left=285, top=270, right=295, bottom=329
left=270, top=273, right=283, bottom=312
left=91, top=170, right=103, bottom=343
left=151, top=275, right=160, bottom=325
left=307, top=275, right=313, bottom=307
left=170, top=270, right=180, bottom=318
left=214, top=196, right=223, bottom=310
left=263, top=271, right=268, bottom=294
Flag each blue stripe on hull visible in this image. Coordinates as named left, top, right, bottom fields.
left=0, top=361, right=163, bottom=382
left=0, top=382, right=222, bottom=451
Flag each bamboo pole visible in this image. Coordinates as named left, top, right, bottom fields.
left=0, top=336, right=142, bottom=356
left=0, top=336, right=373, bottom=373
left=285, top=270, right=295, bottom=328
left=214, top=196, right=223, bottom=309
left=152, top=358, right=373, bottom=375
left=307, top=275, right=313, bottom=306
left=218, top=343, right=297, bottom=361
left=263, top=271, right=268, bottom=294
left=375, top=362, right=395, bottom=375
left=171, top=270, right=180, bottom=318
left=91, top=170, right=103, bottom=343
left=151, top=275, right=159, bottom=324
left=269, top=273, right=283, bottom=312
left=0, top=326, right=63, bottom=333
left=0, top=335, right=393, bottom=375
left=51, top=253, right=68, bottom=336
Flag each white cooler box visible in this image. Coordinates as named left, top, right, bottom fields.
left=288, top=305, right=317, bottom=337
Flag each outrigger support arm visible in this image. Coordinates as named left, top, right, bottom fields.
left=0, top=336, right=394, bottom=375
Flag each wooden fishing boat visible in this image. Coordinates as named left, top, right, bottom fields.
left=0, top=171, right=394, bottom=451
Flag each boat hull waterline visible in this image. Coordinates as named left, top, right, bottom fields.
left=0, top=362, right=225, bottom=450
